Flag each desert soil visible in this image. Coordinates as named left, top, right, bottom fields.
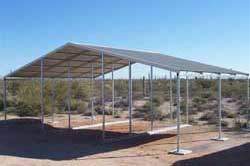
left=0, top=117, right=249, bottom=166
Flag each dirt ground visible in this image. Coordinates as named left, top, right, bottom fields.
left=0, top=118, right=249, bottom=166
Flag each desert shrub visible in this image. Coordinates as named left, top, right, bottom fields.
left=70, top=99, right=79, bottom=111
left=114, top=99, right=128, bottom=108
left=6, top=107, right=17, bottom=114
left=77, top=101, right=88, bottom=113
left=16, top=101, right=39, bottom=117
left=143, top=108, right=165, bottom=121
left=153, top=96, right=165, bottom=107
left=83, top=111, right=97, bottom=116
left=0, top=98, right=3, bottom=111
left=239, top=108, right=250, bottom=115
left=227, top=98, right=237, bottom=103
left=188, top=116, right=197, bottom=124
left=83, top=111, right=91, bottom=116
left=221, top=120, right=229, bottom=127
left=114, top=112, right=121, bottom=118
left=196, top=79, right=212, bottom=89
left=188, top=107, right=198, bottom=115
left=180, top=101, right=186, bottom=112
left=200, top=111, right=217, bottom=124
left=192, top=97, right=207, bottom=106
left=153, top=108, right=167, bottom=121
left=201, top=91, right=213, bottom=99
left=133, top=110, right=146, bottom=118
left=133, top=101, right=166, bottom=121
left=233, top=120, right=248, bottom=129
left=223, top=110, right=236, bottom=118
left=95, top=106, right=113, bottom=115
left=133, top=102, right=151, bottom=119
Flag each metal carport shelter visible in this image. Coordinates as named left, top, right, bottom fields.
left=2, top=42, right=249, bottom=155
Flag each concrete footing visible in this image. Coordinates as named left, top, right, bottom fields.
left=169, top=149, right=192, bottom=155
left=211, top=137, right=229, bottom=141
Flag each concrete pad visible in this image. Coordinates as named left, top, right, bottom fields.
left=147, top=124, right=192, bottom=135
left=73, top=120, right=130, bottom=130
left=169, top=149, right=192, bottom=155
left=211, top=137, right=229, bottom=141
left=48, top=121, right=59, bottom=124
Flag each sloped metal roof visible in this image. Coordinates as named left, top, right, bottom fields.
left=6, top=42, right=249, bottom=78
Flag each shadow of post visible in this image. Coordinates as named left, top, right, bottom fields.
left=0, top=118, right=174, bottom=161
left=173, top=143, right=250, bottom=166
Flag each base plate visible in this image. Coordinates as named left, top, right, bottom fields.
left=211, top=137, right=229, bottom=141
left=242, top=128, right=250, bottom=132
left=169, top=149, right=192, bottom=155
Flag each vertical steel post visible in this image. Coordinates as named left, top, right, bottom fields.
left=51, top=79, right=56, bottom=124
left=3, top=78, right=7, bottom=121
left=150, top=66, right=153, bottom=131
left=169, top=71, right=173, bottom=120
left=247, top=77, right=250, bottom=103
left=143, top=76, right=145, bottom=97
left=67, top=62, right=72, bottom=129
left=91, top=63, right=95, bottom=120
left=186, top=73, right=189, bottom=124
left=112, top=64, right=115, bottom=117
left=247, top=77, right=250, bottom=127
left=211, top=74, right=228, bottom=141
left=218, top=74, right=222, bottom=139
left=176, top=72, right=181, bottom=152
left=128, top=61, right=132, bottom=134
left=169, top=71, right=192, bottom=155
left=40, top=58, right=44, bottom=129
left=101, top=52, right=105, bottom=140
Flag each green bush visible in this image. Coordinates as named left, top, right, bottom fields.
left=16, top=102, right=39, bottom=117
left=192, top=97, right=207, bottom=105
left=200, top=111, right=217, bottom=124
left=134, top=101, right=166, bottom=121
left=201, top=91, right=213, bottom=99
left=77, top=101, right=88, bottom=113
left=95, top=106, right=113, bottom=115
left=70, top=99, right=79, bottom=111
left=114, top=99, right=128, bottom=108
left=153, top=96, right=165, bottom=107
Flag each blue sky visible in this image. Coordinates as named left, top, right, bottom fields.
left=0, top=0, right=249, bottom=78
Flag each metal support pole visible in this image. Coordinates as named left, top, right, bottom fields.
left=101, top=52, right=105, bottom=140
left=112, top=64, right=115, bottom=117
left=51, top=79, right=56, bottom=124
left=176, top=72, right=181, bottom=152
left=169, top=72, right=192, bottom=155
left=128, top=61, right=132, bottom=134
left=169, top=71, right=173, bottom=120
left=91, top=63, right=95, bottom=120
left=218, top=74, right=222, bottom=139
left=247, top=77, right=250, bottom=128
left=67, top=62, right=72, bottom=129
left=212, top=73, right=228, bottom=141
left=40, top=59, right=44, bottom=129
left=247, top=77, right=250, bottom=104
left=3, top=78, right=7, bottom=121
left=186, top=73, right=189, bottom=124
left=150, top=66, right=154, bottom=131
left=143, top=76, right=145, bottom=97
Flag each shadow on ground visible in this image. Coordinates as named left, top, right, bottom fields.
left=173, top=143, right=250, bottom=166
left=0, top=119, right=174, bottom=161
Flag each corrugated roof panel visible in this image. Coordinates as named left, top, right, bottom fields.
left=5, top=42, right=248, bottom=78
